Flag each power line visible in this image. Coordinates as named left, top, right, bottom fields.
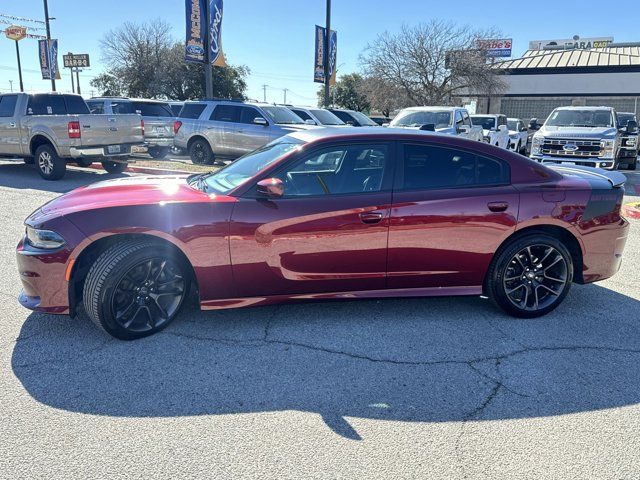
left=0, top=13, right=45, bottom=25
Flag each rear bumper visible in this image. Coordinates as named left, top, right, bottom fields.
left=68, top=143, right=144, bottom=158
left=145, top=137, right=174, bottom=148
left=580, top=219, right=630, bottom=283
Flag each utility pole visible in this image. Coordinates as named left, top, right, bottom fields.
left=75, top=68, right=81, bottom=95
left=283, top=88, right=288, bottom=104
left=9, top=80, right=13, bottom=92
left=262, top=84, right=268, bottom=102
left=70, top=67, right=75, bottom=93
left=14, top=40, right=24, bottom=92
left=43, top=0, right=56, bottom=91
left=323, top=0, right=331, bottom=107
left=202, top=0, right=213, bottom=98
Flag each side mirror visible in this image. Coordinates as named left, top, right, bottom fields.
left=253, top=117, right=268, bottom=126
left=382, top=123, right=390, bottom=127
left=626, top=120, right=638, bottom=135
left=304, top=119, right=317, bottom=125
left=529, top=118, right=540, bottom=130
left=498, top=125, right=508, bottom=132
left=419, top=123, right=436, bottom=132
left=256, top=178, right=284, bottom=198
left=458, top=125, right=470, bottom=134
left=346, top=120, right=356, bottom=126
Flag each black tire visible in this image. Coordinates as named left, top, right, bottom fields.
left=148, top=146, right=171, bottom=159
left=189, top=138, right=215, bottom=165
left=75, top=158, right=94, bottom=168
left=23, top=156, right=35, bottom=165
left=35, top=144, right=66, bottom=180
left=101, top=160, right=127, bottom=174
left=485, top=233, right=573, bottom=318
left=83, top=240, right=189, bottom=340
left=628, top=159, right=637, bottom=170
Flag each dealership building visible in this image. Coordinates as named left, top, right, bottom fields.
left=476, top=36, right=640, bottom=121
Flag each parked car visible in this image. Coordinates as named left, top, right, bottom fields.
left=507, top=118, right=529, bottom=154
left=174, top=100, right=319, bottom=165
left=286, top=105, right=348, bottom=126
left=0, top=92, right=144, bottom=180
left=616, top=112, right=638, bottom=170
left=470, top=114, right=510, bottom=149
left=370, top=115, right=392, bottom=126
left=169, top=101, right=184, bottom=117
left=390, top=106, right=483, bottom=142
left=529, top=106, right=638, bottom=170
left=17, top=127, right=629, bottom=339
left=328, top=108, right=378, bottom=127
left=87, top=97, right=175, bottom=159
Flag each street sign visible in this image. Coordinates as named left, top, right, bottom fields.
left=477, top=38, right=512, bottom=58
left=63, top=53, right=90, bottom=68
left=5, top=25, right=27, bottom=41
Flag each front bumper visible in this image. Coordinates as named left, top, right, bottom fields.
left=530, top=155, right=616, bottom=170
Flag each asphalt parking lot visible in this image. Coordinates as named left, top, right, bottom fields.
left=1, top=159, right=639, bottom=479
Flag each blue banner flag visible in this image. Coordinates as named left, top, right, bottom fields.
left=314, top=26, right=337, bottom=85
left=185, top=0, right=206, bottom=62
left=38, top=39, right=59, bottom=80
left=209, top=0, right=226, bottom=66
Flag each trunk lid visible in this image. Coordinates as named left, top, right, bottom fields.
left=77, top=113, right=144, bottom=146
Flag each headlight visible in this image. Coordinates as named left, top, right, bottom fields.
left=600, top=139, right=615, bottom=159
left=25, top=226, right=66, bottom=249
left=531, top=136, right=544, bottom=155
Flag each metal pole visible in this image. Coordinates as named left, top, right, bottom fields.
left=70, top=68, right=75, bottom=93
left=75, top=68, right=81, bottom=95
left=262, top=84, right=268, bottom=102
left=283, top=88, right=288, bottom=104
left=203, top=0, right=213, bottom=98
left=15, top=41, right=24, bottom=92
left=43, top=0, right=56, bottom=91
left=9, top=80, right=13, bottom=92
left=323, top=0, right=331, bottom=107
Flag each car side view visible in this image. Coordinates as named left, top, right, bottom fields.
left=17, top=128, right=629, bottom=340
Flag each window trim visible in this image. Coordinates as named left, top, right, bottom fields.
left=394, top=142, right=511, bottom=193
left=241, top=140, right=396, bottom=199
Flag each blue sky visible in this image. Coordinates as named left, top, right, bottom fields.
left=1, top=0, right=639, bottom=104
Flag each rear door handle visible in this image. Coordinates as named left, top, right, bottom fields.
left=487, top=201, right=509, bottom=212
left=359, top=212, right=384, bottom=224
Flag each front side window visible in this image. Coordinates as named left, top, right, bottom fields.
left=260, top=106, right=305, bottom=125
left=0, top=95, right=18, bottom=117
left=211, top=104, right=242, bottom=123
left=399, top=144, right=509, bottom=191
left=291, top=109, right=313, bottom=122
left=462, top=112, right=472, bottom=127
left=273, top=144, right=389, bottom=197
left=310, top=109, right=344, bottom=125
left=240, top=107, right=265, bottom=124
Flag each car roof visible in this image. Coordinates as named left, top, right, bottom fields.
left=555, top=106, right=613, bottom=111
left=286, top=127, right=440, bottom=143
left=91, top=97, right=170, bottom=104
left=401, top=106, right=458, bottom=112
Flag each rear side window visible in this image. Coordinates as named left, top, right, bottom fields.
left=111, top=101, right=134, bottom=114
left=86, top=100, right=104, bottom=114
left=132, top=102, right=173, bottom=117
left=170, top=104, right=183, bottom=116
left=211, top=104, right=241, bottom=123
left=179, top=103, right=206, bottom=119
left=27, top=94, right=66, bottom=115
left=291, top=109, right=313, bottom=121
left=399, top=144, right=510, bottom=190
left=0, top=95, right=18, bottom=117
left=64, top=95, right=90, bottom=114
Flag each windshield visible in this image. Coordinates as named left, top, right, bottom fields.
left=391, top=110, right=452, bottom=128
left=261, top=106, right=305, bottom=125
left=507, top=120, right=518, bottom=131
left=310, top=109, right=345, bottom=125
left=348, top=110, right=378, bottom=126
left=546, top=109, right=613, bottom=128
left=202, top=139, right=304, bottom=194
left=617, top=113, right=635, bottom=127
left=472, top=116, right=496, bottom=130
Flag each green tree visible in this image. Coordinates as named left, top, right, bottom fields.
left=318, top=73, right=371, bottom=111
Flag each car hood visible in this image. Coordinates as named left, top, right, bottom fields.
left=540, top=126, right=617, bottom=138
left=37, top=176, right=235, bottom=218
left=277, top=124, right=321, bottom=131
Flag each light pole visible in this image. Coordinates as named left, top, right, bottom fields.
left=283, top=88, right=288, bottom=104
left=202, top=0, right=213, bottom=98
left=9, top=80, right=13, bottom=92
left=323, top=0, right=331, bottom=107
left=43, top=0, right=56, bottom=91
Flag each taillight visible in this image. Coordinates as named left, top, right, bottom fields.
left=173, top=120, right=182, bottom=135
left=141, top=119, right=145, bottom=136
left=68, top=121, right=81, bottom=139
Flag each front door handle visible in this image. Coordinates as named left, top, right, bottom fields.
left=8, top=122, right=16, bottom=128
left=359, top=212, right=384, bottom=224
left=487, top=201, right=509, bottom=212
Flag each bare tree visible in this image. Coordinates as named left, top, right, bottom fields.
left=360, top=76, right=411, bottom=117
left=360, top=21, right=507, bottom=106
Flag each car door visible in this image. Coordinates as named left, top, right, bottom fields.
left=0, top=94, right=21, bottom=156
left=229, top=142, right=394, bottom=298
left=387, top=142, right=519, bottom=290
left=207, top=104, right=240, bottom=157
left=235, top=106, right=269, bottom=154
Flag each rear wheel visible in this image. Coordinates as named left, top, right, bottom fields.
left=35, top=144, right=66, bottom=180
left=101, top=160, right=127, bottom=174
left=189, top=138, right=215, bottom=165
left=83, top=240, right=188, bottom=340
left=486, top=234, right=573, bottom=318
left=148, top=146, right=171, bottom=159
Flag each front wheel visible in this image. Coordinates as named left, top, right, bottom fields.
left=83, top=240, right=188, bottom=340
left=35, top=144, right=66, bottom=180
left=486, top=234, right=573, bottom=318
left=101, top=160, right=127, bottom=174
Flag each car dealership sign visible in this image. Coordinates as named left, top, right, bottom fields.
left=529, top=36, right=614, bottom=51
left=477, top=38, right=512, bottom=57
left=5, top=25, right=27, bottom=41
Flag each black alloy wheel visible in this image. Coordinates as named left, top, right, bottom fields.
left=189, top=138, right=215, bottom=165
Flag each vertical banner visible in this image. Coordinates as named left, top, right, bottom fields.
left=185, top=0, right=206, bottom=62
left=209, top=0, right=227, bottom=66
left=38, top=39, right=61, bottom=80
left=313, top=26, right=337, bottom=84
left=50, top=39, right=61, bottom=80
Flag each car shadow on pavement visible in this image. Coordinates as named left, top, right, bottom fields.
left=11, top=283, right=640, bottom=440
left=0, top=162, right=128, bottom=194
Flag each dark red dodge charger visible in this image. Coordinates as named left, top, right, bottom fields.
left=17, top=128, right=629, bottom=339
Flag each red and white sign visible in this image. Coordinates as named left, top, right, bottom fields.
left=5, top=25, right=27, bottom=41
left=477, top=38, right=512, bottom=57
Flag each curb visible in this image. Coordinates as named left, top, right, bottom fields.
left=622, top=202, right=640, bottom=220
left=85, top=163, right=192, bottom=176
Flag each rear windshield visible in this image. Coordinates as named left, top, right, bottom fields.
left=179, top=103, right=207, bottom=119
left=472, top=116, right=496, bottom=130
left=26, top=94, right=89, bottom=115
left=131, top=102, right=173, bottom=117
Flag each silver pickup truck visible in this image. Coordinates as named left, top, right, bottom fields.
left=0, top=92, right=144, bottom=180
left=388, top=106, right=484, bottom=141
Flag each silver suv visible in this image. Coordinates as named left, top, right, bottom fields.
left=174, top=100, right=319, bottom=164
left=87, top=97, right=175, bottom=159
left=286, top=105, right=348, bottom=127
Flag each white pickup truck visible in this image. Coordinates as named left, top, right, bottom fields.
left=0, top=92, right=144, bottom=180
left=470, top=114, right=510, bottom=149
left=389, top=106, right=484, bottom=141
